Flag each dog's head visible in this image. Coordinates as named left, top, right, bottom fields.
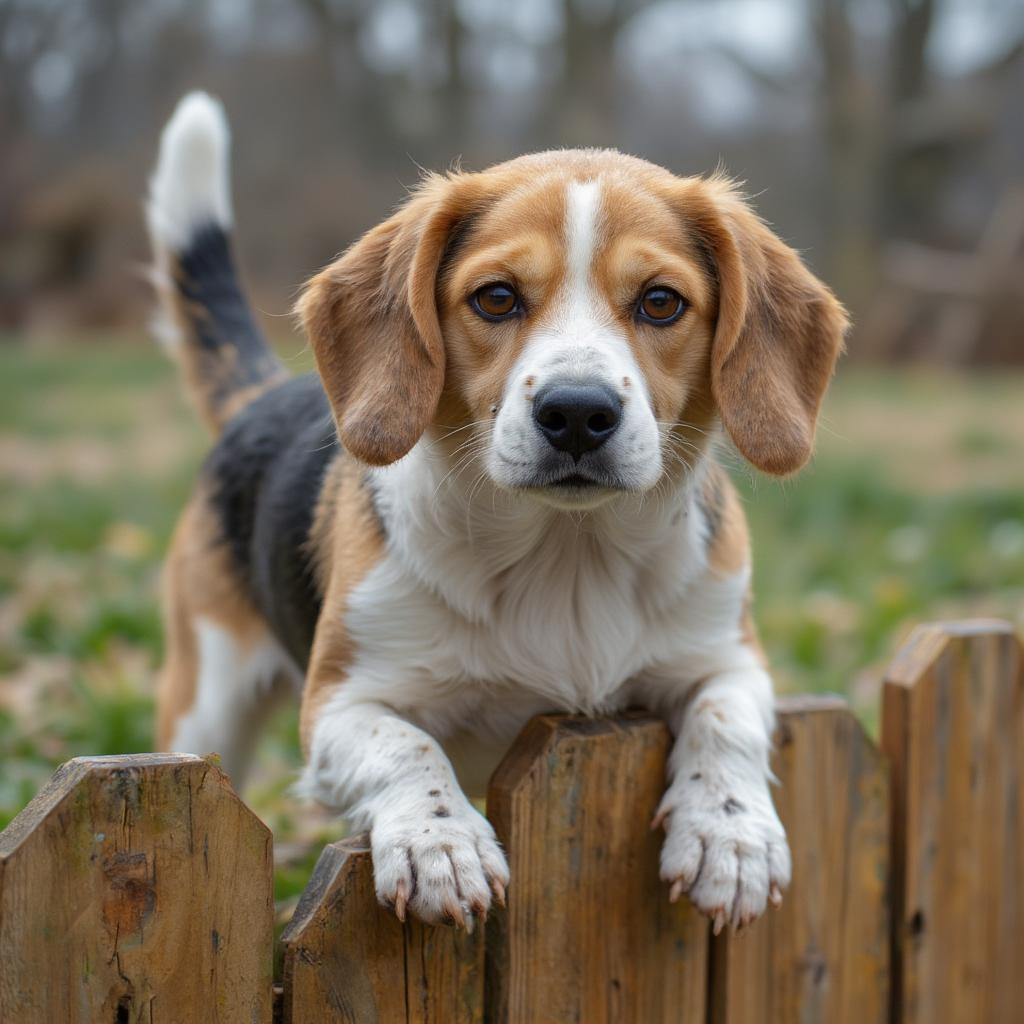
left=298, top=151, right=848, bottom=508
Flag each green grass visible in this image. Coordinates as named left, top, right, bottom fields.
left=742, top=460, right=1024, bottom=729
left=1, top=339, right=1022, bottom=880
left=740, top=372, right=1024, bottom=723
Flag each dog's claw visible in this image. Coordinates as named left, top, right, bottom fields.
left=769, top=883, right=783, bottom=908
left=712, top=909, right=728, bottom=936
left=668, top=878, right=686, bottom=904
left=490, top=878, right=507, bottom=908
left=443, top=901, right=466, bottom=929
left=394, top=886, right=409, bottom=924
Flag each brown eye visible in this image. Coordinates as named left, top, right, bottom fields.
left=638, top=286, right=686, bottom=325
left=472, top=283, right=520, bottom=321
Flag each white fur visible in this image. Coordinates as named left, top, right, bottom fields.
left=488, top=179, right=664, bottom=500
left=566, top=179, right=600, bottom=285
left=169, top=617, right=297, bottom=788
left=147, top=91, right=232, bottom=259
left=299, top=700, right=508, bottom=924
left=652, top=662, right=790, bottom=930
left=293, top=177, right=788, bottom=929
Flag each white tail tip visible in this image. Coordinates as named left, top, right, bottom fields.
left=147, top=91, right=232, bottom=255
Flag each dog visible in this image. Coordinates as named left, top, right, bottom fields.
left=148, top=92, right=847, bottom=933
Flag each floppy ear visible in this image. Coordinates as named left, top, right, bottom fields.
left=297, top=173, right=484, bottom=466
left=683, top=177, right=849, bottom=476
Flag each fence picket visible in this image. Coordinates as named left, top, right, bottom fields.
left=484, top=712, right=709, bottom=1024
left=280, top=835, right=484, bottom=1023
left=0, top=753, right=273, bottom=1023
left=882, top=620, right=1024, bottom=1024
left=709, top=696, right=890, bottom=1024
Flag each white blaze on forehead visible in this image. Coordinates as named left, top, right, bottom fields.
left=566, top=179, right=602, bottom=294
left=487, top=176, right=663, bottom=494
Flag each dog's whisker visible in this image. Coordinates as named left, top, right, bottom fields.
left=434, top=445, right=489, bottom=498
left=435, top=420, right=492, bottom=443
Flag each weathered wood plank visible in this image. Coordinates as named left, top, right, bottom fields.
left=280, top=835, right=484, bottom=1023
left=0, top=753, right=274, bottom=1023
left=882, top=620, right=1024, bottom=1024
left=485, top=713, right=708, bottom=1024
left=709, top=696, right=890, bottom=1024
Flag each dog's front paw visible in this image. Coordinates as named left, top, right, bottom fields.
left=656, top=786, right=790, bottom=934
left=371, top=799, right=509, bottom=928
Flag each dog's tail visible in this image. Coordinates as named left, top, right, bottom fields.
left=147, top=92, right=285, bottom=433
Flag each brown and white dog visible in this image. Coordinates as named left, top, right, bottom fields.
left=149, top=93, right=846, bottom=933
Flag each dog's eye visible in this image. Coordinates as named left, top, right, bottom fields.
left=472, top=283, right=520, bottom=321
left=638, top=287, right=686, bottom=325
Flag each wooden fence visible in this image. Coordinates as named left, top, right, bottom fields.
left=1, top=619, right=1021, bottom=1023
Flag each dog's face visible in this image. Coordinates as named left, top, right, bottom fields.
left=438, top=164, right=717, bottom=508
left=299, top=151, right=848, bottom=500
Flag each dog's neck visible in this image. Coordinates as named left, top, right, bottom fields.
left=368, top=437, right=713, bottom=624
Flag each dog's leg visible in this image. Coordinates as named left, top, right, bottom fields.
left=157, top=498, right=296, bottom=789
left=300, top=695, right=509, bottom=926
left=166, top=617, right=293, bottom=788
left=655, top=661, right=791, bottom=933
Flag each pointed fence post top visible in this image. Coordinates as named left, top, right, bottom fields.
left=280, top=834, right=484, bottom=1024
left=882, top=618, right=1024, bottom=1024
left=0, top=752, right=274, bottom=1023
left=486, top=710, right=708, bottom=1024
left=883, top=618, right=1019, bottom=689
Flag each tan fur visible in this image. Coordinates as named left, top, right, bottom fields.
left=299, top=461, right=386, bottom=752
left=590, top=179, right=715, bottom=425
left=703, top=465, right=750, bottom=578
left=698, top=463, right=761, bottom=656
left=155, top=492, right=270, bottom=748
left=740, top=593, right=767, bottom=666
left=159, top=258, right=286, bottom=433
left=218, top=382, right=281, bottom=425
left=297, top=174, right=501, bottom=466
left=305, top=455, right=348, bottom=595
left=670, top=175, right=849, bottom=476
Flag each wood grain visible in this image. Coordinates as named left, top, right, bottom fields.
left=280, top=835, right=484, bottom=1023
left=881, top=620, right=1024, bottom=1024
left=485, top=713, right=708, bottom=1024
left=709, top=696, right=890, bottom=1024
left=0, top=753, right=274, bottom=1023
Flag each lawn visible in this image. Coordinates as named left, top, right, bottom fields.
left=1, top=338, right=1022, bottom=897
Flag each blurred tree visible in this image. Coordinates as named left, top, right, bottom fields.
left=0, top=0, right=1021, bottom=360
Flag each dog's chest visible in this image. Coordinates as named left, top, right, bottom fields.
left=346, top=505, right=715, bottom=717
left=455, top=540, right=657, bottom=710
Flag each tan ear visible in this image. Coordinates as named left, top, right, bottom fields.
left=683, top=177, right=849, bottom=476
left=297, top=173, right=484, bottom=466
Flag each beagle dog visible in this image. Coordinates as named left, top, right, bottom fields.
left=149, top=93, right=847, bottom=933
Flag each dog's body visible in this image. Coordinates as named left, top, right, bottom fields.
left=150, top=94, right=846, bottom=931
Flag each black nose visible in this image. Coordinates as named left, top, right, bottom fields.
left=533, top=384, right=622, bottom=459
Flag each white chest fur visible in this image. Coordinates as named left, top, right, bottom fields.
left=334, top=442, right=751, bottom=745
